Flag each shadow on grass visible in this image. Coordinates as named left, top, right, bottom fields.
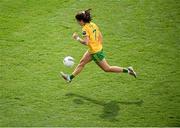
left=65, top=93, right=143, bottom=121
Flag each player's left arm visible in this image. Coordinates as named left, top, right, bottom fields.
left=72, top=32, right=89, bottom=45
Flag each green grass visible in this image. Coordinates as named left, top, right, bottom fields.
left=0, top=0, right=180, bottom=126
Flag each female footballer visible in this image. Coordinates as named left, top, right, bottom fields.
left=61, top=9, right=136, bottom=82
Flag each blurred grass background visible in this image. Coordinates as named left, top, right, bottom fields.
left=0, top=0, right=180, bottom=126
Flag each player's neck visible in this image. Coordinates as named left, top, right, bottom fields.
left=83, top=22, right=91, bottom=26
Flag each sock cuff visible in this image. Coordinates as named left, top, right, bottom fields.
left=70, top=74, right=75, bottom=80
left=123, top=68, right=129, bottom=73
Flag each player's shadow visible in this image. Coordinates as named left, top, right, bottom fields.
left=65, top=93, right=143, bottom=121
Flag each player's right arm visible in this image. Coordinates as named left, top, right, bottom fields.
left=72, top=32, right=89, bottom=45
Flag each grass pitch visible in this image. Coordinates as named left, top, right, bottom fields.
left=0, top=0, right=180, bottom=126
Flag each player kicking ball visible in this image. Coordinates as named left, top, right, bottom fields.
left=61, top=9, right=136, bottom=82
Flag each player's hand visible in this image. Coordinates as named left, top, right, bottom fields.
left=72, top=32, right=79, bottom=40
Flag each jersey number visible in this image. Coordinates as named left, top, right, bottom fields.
left=93, top=29, right=96, bottom=40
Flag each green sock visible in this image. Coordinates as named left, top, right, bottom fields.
left=123, top=68, right=129, bottom=73
left=70, top=74, right=75, bottom=80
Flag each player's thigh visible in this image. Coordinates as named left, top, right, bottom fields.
left=80, top=51, right=92, bottom=64
left=97, top=59, right=110, bottom=70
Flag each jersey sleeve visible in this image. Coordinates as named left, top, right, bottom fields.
left=82, top=27, right=89, bottom=37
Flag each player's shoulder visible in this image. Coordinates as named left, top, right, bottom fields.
left=90, top=22, right=97, bottom=27
left=90, top=22, right=99, bottom=30
left=82, top=22, right=98, bottom=31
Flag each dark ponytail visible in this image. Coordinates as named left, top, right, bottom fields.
left=75, top=9, right=92, bottom=23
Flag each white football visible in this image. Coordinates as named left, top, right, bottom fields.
left=63, top=56, right=75, bottom=67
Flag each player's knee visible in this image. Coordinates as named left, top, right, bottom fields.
left=103, top=67, right=111, bottom=72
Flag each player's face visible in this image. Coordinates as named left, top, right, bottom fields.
left=77, top=20, right=85, bottom=26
